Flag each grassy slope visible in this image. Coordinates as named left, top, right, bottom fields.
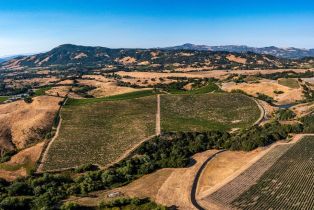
left=232, top=136, right=314, bottom=209
left=168, top=82, right=220, bottom=94
left=160, top=93, right=260, bottom=131
left=43, top=95, right=157, bottom=171
left=34, top=86, right=52, bottom=96
left=278, top=78, right=300, bottom=88
left=0, top=96, right=9, bottom=102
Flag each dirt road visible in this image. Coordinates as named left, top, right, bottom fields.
left=156, top=94, right=161, bottom=135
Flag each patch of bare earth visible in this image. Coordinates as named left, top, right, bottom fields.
left=116, top=56, right=137, bottom=65
left=0, top=142, right=45, bottom=181
left=222, top=79, right=304, bottom=104
left=56, top=79, right=74, bottom=85
left=0, top=96, right=62, bottom=151
left=226, top=55, right=247, bottom=64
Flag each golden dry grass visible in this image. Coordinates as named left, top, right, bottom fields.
left=222, top=79, right=304, bottom=104
left=45, top=86, right=71, bottom=97
left=0, top=142, right=45, bottom=181
left=0, top=96, right=62, bottom=151
left=197, top=150, right=261, bottom=198
left=226, top=55, right=247, bottom=64
left=78, top=76, right=149, bottom=97
left=117, top=69, right=314, bottom=80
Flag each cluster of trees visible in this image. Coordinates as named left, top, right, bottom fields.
left=256, top=93, right=275, bottom=104
left=71, top=83, right=96, bottom=98
left=0, top=82, right=31, bottom=96
left=301, top=113, right=314, bottom=133
left=59, top=197, right=167, bottom=210
left=276, top=109, right=296, bottom=120
left=0, top=151, right=16, bottom=163
left=98, top=197, right=167, bottom=210
left=302, top=84, right=314, bottom=102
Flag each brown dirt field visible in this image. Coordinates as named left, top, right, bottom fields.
left=291, top=102, right=314, bottom=117
left=0, top=141, right=45, bottom=181
left=183, top=83, right=193, bottom=90
left=45, top=86, right=71, bottom=97
left=226, top=55, right=247, bottom=64
left=0, top=96, right=62, bottom=151
left=197, top=150, right=262, bottom=199
left=222, top=79, right=304, bottom=104
left=116, top=56, right=137, bottom=64
left=66, top=150, right=218, bottom=209
left=56, top=79, right=74, bottom=85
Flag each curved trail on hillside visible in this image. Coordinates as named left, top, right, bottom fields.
left=253, top=98, right=266, bottom=125
left=190, top=150, right=226, bottom=210
left=37, top=118, right=63, bottom=172
left=156, top=94, right=161, bottom=135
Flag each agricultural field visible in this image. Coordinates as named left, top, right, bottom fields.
left=205, top=142, right=294, bottom=209
left=42, top=95, right=157, bottom=171
left=160, top=93, right=260, bottom=131
left=277, top=78, right=300, bottom=88
left=232, top=136, right=314, bottom=209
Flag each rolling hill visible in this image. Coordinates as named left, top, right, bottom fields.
left=1, top=44, right=314, bottom=71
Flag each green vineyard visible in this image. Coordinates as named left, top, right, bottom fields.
left=232, top=136, right=314, bottom=209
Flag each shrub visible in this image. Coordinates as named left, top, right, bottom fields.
left=24, top=97, right=33, bottom=103
left=74, top=164, right=99, bottom=173
left=0, top=197, right=32, bottom=210
left=276, top=109, right=296, bottom=120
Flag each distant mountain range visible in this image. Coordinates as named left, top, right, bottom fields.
left=0, top=55, right=27, bottom=63
left=1, top=44, right=313, bottom=71
left=162, top=43, right=314, bottom=59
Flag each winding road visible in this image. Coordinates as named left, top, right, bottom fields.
left=190, top=150, right=226, bottom=210
left=156, top=94, right=161, bottom=135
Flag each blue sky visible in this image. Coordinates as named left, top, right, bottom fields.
left=1, top=0, right=314, bottom=56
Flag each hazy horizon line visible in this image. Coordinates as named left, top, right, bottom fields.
left=1, top=43, right=314, bottom=58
